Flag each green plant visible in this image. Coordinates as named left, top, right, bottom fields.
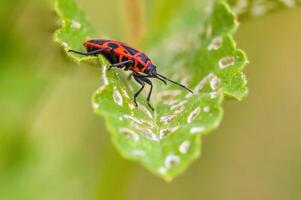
left=54, top=0, right=300, bottom=180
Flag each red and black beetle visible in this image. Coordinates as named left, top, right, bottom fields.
left=69, top=39, right=193, bottom=111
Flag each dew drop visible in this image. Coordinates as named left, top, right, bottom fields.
left=92, top=102, right=99, bottom=109
left=139, top=105, right=153, bottom=119
left=190, top=126, right=205, bottom=135
left=187, top=107, right=201, bottom=123
left=174, top=106, right=185, bottom=115
left=102, top=65, right=109, bottom=85
left=219, top=56, right=235, bottom=69
left=62, top=42, right=68, bottom=48
left=124, top=115, right=142, bottom=125
left=121, top=88, right=130, bottom=99
left=210, top=92, right=218, bottom=99
left=71, top=20, right=81, bottom=29
left=128, top=103, right=136, bottom=110
left=113, top=87, right=123, bottom=106
left=210, top=75, right=220, bottom=90
left=185, top=92, right=194, bottom=99
left=194, top=73, right=213, bottom=92
left=159, top=126, right=179, bottom=139
left=119, top=128, right=140, bottom=142
left=140, top=119, right=155, bottom=129
left=96, top=85, right=106, bottom=95
left=171, top=100, right=188, bottom=111
left=165, top=154, right=180, bottom=169
left=160, top=115, right=177, bottom=124
left=142, top=128, right=159, bottom=142
left=208, top=37, right=223, bottom=51
left=179, top=140, right=190, bottom=154
left=130, top=121, right=158, bottom=142
left=204, top=106, right=210, bottom=113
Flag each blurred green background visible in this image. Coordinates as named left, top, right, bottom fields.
left=0, top=0, right=301, bottom=199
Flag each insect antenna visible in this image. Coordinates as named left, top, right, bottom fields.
left=154, top=75, right=167, bottom=85
left=156, top=74, right=193, bottom=93
left=68, top=49, right=87, bottom=55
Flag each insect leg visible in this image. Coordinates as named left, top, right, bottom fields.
left=128, top=73, right=133, bottom=80
left=111, top=60, right=133, bottom=68
left=124, top=62, right=134, bottom=71
left=143, top=77, right=154, bottom=111
left=133, top=74, right=146, bottom=108
left=132, top=74, right=154, bottom=111
left=108, top=49, right=120, bottom=70
left=68, top=48, right=108, bottom=56
left=109, top=49, right=118, bottom=64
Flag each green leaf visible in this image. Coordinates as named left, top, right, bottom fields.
left=54, top=0, right=96, bottom=62
left=54, top=0, right=248, bottom=180
left=228, top=0, right=301, bottom=20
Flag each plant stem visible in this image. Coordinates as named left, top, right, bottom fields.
left=121, top=0, right=144, bottom=44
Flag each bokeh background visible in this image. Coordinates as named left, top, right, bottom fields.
left=1, top=0, right=301, bottom=199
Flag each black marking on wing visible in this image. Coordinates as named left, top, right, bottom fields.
left=121, top=45, right=138, bottom=55
left=108, top=43, right=119, bottom=49
left=137, top=53, right=149, bottom=63
left=88, top=39, right=108, bottom=45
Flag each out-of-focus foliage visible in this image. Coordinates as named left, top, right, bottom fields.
left=228, top=0, right=301, bottom=20
left=1, top=0, right=301, bottom=198
left=0, top=0, right=55, bottom=177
